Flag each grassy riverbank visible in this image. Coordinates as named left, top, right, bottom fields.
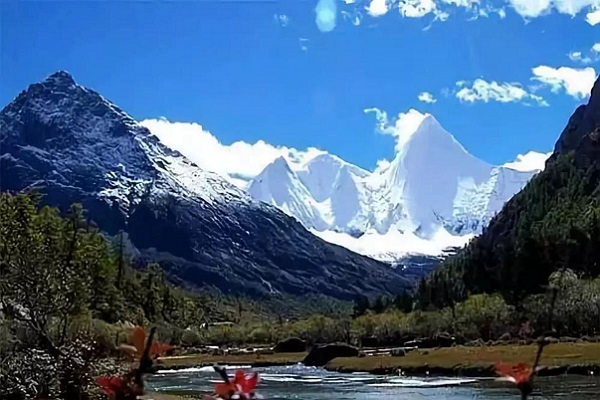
left=156, top=352, right=307, bottom=370
left=327, top=343, right=600, bottom=376
left=155, top=343, right=600, bottom=376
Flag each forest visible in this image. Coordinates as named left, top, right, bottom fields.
left=2, top=188, right=599, bottom=398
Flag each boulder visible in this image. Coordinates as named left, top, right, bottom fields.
left=559, top=336, right=577, bottom=343
left=465, top=339, right=485, bottom=347
left=303, top=343, right=359, bottom=367
left=273, top=337, right=306, bottom=353
left=543, top=336, right=559, bottom=344
left=499, top=332, right=512, bottom=341
left=405, top=334, right=455, bottom=349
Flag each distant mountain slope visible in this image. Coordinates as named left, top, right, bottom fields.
left=247, top=115, right=541, bottom=260
left=420, top=76, right=600, bottom=305
left=0, top=71, right=411, bottom=299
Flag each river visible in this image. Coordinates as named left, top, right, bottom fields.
left=146, top=364, right=600, bottom=399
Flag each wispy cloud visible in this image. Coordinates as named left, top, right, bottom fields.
left=299, top=38, right=309, bottom=52
left=418, top=91, right=437, bottom=103
left=455, top=79, right=549, bottom=106
left=531, top=66, right=597, bottom=99
left=568, top=42, right=600, bottom=64
left=274, top=14, right=289, bottom=27
left=342, top=8, right=364, bottom=25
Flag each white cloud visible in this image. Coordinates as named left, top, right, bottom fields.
left=504, top=151, right=551, bottom=171
left=418, top=91, right=438, bottom=103
left=508, top=0, right=552, bottom=17
left=140, top=118, right=324, bottom=188
left=587, top=7, right=600, bottom=24
left=323, top=0, right=597, bottom=29
left=315, top=0, right=338, bottom=32
left=531, top=66, right=597, bottom=99
left=568, top=43, right=600, bottom=64
left=568, top=51, right=585, bottom=62
left=366, top=0, right=391, bottom=16
left=365, top=107, right=428, bottom=150
left=508, top=0, right=600, bottom=19
left=455, top=79, right=549, bottom=106
left=399, top=0, right=438, bottom=18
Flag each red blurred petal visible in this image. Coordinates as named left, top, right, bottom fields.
left=495, top=362, right=533, bottom=385
left=214, top=382, right=234, bottom=396
left=130, top=326, right=146, bottom=356
left=96, top=375, right=124, bottom=396
left=241, top=372, right=259, bottom=392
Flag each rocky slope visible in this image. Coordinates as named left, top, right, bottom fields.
left=0, top=71, right=411, bottom=299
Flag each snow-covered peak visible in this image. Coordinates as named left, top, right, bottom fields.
left=2, top=70, right=251, bottom=210
left=296, top=152, right=367, bottom=202
left=247, top=113, right=543, bottom=261
left=396, top=114, right=486, bottom=168
left=247, top=155, right=328, bottom=230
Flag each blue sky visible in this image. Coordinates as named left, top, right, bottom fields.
left=1, top=0, right=598, bottom=174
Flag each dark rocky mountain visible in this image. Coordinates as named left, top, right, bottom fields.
left=552, top=77, right=600, bottom=170
left=0, top=71, right=410, bottom=300
left=418, top=75, right=600, bottom=306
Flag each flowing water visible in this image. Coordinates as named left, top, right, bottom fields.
left=146, top=364, right=600, bottom=399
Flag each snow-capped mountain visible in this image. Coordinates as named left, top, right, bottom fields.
left=0, top=71, right=411, bottom=298
left=248, top=114, right=542, bottom=261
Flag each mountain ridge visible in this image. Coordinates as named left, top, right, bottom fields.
left=0, top=71, right=411, bottom=299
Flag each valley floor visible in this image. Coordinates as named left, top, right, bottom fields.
left=156, top=343, right=600, bottom=377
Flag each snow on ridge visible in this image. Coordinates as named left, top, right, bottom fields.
left=503, top=151, right=551, bottom=172
left=17, top=71, right=255, bottom=212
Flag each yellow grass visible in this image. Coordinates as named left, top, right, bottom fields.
left=157, top=352, right=306, bottom=369
left=327, top=343, right=600, bottom=372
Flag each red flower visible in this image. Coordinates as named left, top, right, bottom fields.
left=121, top=326, right=173, bottom=360
left=496, top=362, right=534, bottom=397
left=96, top=375, right=125, bottom=397
left=214, top=369, right=260, bottom=399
